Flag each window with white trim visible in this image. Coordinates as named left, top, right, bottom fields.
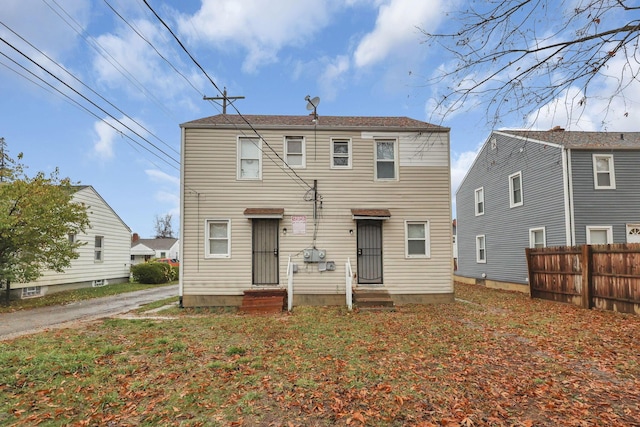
left=586, top=226, right=613, bottom=245
left=94, top=236, right=103, bottom=262
left=476, top=235, right=486, bottom=263
left=405, top=221, right=430, bottom=258
left=22, top=286, right=42, bottom=298
left=285, top=136, right=305, bottom=168
left=375, top=139, right=398, bottom=180
left=331, top=138, right=351, bottom=169
left=238, top=137, right=261, bottom=179
left=592, top=154, right=616, bottom=189
left=206, top=220, right=231, bottom=258
left=529, top=227, right=546, bottom=248
left=509, top=171, right=523, bottom=208
left=475, top=187, right=485, bottom=216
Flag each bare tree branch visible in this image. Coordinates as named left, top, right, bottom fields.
left=421, top=0, right=640, bottom=128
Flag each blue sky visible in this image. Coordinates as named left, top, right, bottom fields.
left=1, top=0, right=638, bottom=238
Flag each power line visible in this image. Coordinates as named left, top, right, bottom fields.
left=102, top=0, right=204, bottom=98
left=0, top=36, right=180, bottom=166
left=0, top=20, right=179, bottom=158
left=0, top=43, right=179, bottom=171
left=42, top=0, right=176, bottom=120
left=142, top=0, right=314, bottom=192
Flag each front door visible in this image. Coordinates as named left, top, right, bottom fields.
left=252, top=219, right=279, bottom=285
left=357, top=220, right=383, bottom=285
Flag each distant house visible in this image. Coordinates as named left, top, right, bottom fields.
left=179, top=113, right=453, bottom=308
left=15, top=186, right=131, bottom=298
left=456, top=129, right=640, bottom=288
left=130, top=235, right=179, bottom=264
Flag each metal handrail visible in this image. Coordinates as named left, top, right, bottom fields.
left=287, top=255, right=294, bottom=311
left=345, top=258, right=353, bottom=311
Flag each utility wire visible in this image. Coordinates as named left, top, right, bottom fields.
left=42, top=0, right=176, bottom=120
left=0, top=20, right=179, bottom=158
left=0, top=36, right=180, bottom=166
left=0, top=50, right=179, bottom=172
left=103, top=0, right=204, bottom=97
left=142, top=0, right=314, bottom=192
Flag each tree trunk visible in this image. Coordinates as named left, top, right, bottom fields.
left=4, top=279, right=9, bottom=306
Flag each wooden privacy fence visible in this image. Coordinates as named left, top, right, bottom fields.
left=526, top=243, right=640, bottom=314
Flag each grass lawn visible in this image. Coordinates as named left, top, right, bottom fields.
left=1, top=283, right=639, bottom=426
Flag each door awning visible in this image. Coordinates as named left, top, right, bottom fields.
left=244, top=208, right=285, bottom=219
left=351, top=208, right=391, bottom=220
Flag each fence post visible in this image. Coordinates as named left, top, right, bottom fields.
left=581, top=245, right=592, bottom=309
left=525, top=248, right=533, bottom=297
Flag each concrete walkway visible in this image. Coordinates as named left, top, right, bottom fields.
left=0, top=284, right=178, bottom=341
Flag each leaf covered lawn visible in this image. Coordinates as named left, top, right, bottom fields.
left=1, top=283, right=639, bottom=426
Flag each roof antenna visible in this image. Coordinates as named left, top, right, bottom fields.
left=305, top=95, right=320, bottom=123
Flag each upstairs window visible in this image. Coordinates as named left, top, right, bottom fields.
left=375, top=139, right=398, bottom=180
left=238, top=137, right=261, bottom=180
left=593, top=154, right=616, bottom=189
left=94, top=236, right=104, bottom=262
left=285, top=136, right=305, bottom=168
left=509, top=171, right=523, bottom=208
left=331, top=138, right=352, bottom=169
left=475, top=187, right=485, bottom=216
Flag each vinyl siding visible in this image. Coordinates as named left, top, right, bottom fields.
left=570, top=149, right=640, bottom=244
left=181, top=126, right=452, bottom=298
left=456, top=133, right=567, bottom=284
left=18, top=187, right=131, bottom=290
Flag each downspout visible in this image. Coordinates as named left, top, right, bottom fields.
left=562, top=147, right=575, bottom=246
left=178, top=127, right=185, bottom=308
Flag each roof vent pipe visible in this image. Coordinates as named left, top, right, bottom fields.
left=621, top=133, right=624, bottom=140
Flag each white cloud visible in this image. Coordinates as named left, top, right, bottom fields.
left=177, top=0, right=334, bottom=73
left=450, top=147, right=482, bottom=218
left=145, top=169, right=180, bottom=226
left=92, top=18, right=205, bottom=101
left=92, top=116, right=148, bottom=160
left=353, top=0, right=446, bottom=69
left=145, top=169, right=180, bottom=186
left=92, top=119, right=118, bottom=160
left=1, top=0, right=89, bottom=59
left=526, top=57, right=640, bottom=132
left=318, top=55, right=351, bottom=100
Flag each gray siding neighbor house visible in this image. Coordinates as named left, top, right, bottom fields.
left=456, top=129, right=640, bottom=286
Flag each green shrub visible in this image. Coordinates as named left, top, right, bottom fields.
left=131, top=263, right=169, bottom=284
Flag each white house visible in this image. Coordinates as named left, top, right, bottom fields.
left=16, top=186, right=131, bottom=298
left=130, top=235, right=180, bottom=265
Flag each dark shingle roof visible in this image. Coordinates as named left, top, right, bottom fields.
left=181, top=114, right=448, bottom=131
left=499, top=130, right=640, bottom=149
left=132, top=238, right=178, bottom=250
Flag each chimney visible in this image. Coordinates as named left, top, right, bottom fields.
left=132, top=233, right=140, bottom=243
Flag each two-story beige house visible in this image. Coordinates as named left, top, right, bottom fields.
left=179, top=114, right=453, bottom=308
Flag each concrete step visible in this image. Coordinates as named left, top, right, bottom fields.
left=353, top=288, right=395, bottom=311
